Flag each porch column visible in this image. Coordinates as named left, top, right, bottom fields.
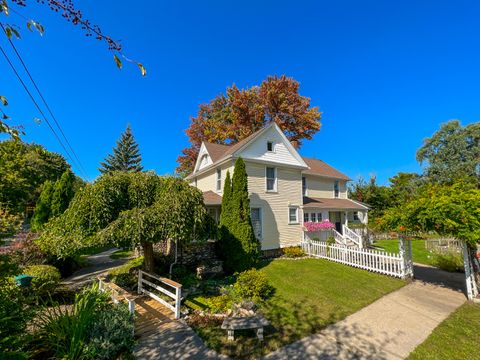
left=344, top=211, right=348, bottom=227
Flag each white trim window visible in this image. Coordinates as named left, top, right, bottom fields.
left=304, top=212, right=323, bottom=223
left=251, top=207, right=262, bottom=240
left=334, top=180, right=339, bottom=198
left=288, top=206, right=299, bottom=224
left=266, top=167, right=277, bottom=192
left=353, top=211, right=359, bottom=221
left=216, top=168, right=222, bottom=191
left=302, top=176, right=307, bottom=196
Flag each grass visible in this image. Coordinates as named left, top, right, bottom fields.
left=110, top=249, right=134, bottom=259
left=108, top=256, right=144, bottom=277
left=407, top=302, right=480, bottom=360
left=373, top=239, right=435, bottom=266
left=188, top=258, right=406, bottom=359
left=373, top=239, right=464, bottom=272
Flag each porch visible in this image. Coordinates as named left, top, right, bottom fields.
left=302, top=197, right=369, bottom=247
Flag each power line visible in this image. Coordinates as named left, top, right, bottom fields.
left=1, top=25, right=88, bottom=178
left=1, top=23, right=88, bottom=179
left=0, top=43, right=81, bottom=174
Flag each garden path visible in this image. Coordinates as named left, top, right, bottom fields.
left=263, top=264, right=466, bottom=360
left=63, top=248, right=131, bottom=289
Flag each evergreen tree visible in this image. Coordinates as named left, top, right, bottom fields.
left=99, top=125, right=143, bottom=174
left=31, top=180, right=54, bottom=231
left=220, top=158, right=260, bottom=272
left=219, top=171, right=232, bottom=227
left=51, top=170, right=75, bottom=217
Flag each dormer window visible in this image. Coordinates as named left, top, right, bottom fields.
left=267, top=141, right=274, bottom=152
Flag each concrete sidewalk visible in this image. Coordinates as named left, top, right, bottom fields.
left=263, top=265, right=466, bottom=360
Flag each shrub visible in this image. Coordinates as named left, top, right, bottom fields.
left=5, top=232, right=46, bottom=267
left=24, top=264, right=61, bottom=296
left=433, top=252, right=464, bottom=273
left=233, top=269, right=274, bottom=301
left=33, top=283, right=134, bottom=359
left=84, top=304, right=134, bottom=359
left=109, top=256, right=143, bottom=291
left=283, top=246, right=305, bottom=258
left=0, top=276, right=35, bottom=358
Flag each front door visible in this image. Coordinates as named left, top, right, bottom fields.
left=330, top=211, right=342, bottom=234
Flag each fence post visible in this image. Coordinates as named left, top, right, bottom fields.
left=399, top=235, right=413, bottom=279
left=128, top=299, right=135, bottom=315
left=462, top=241, right=479, bottom=300
left=175, top=286, right=182, bottom=319
left=138, top=270, right=143, bottom=295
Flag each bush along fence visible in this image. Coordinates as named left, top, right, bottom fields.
left=301, top=236, right=414, bottom=279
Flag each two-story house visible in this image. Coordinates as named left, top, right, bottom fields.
left=186, top=122, right=368, bottom=252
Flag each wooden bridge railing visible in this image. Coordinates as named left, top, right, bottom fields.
left=138, top=270, right=182, bottom=319
left=98, top=277, right=136, bottom=314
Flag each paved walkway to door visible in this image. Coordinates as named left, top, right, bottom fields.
left=134, top=296, right=227, bottom=360
left=263, top=264, right=467, bottom=360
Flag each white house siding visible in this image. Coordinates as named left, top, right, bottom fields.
left=240, top=126, right=305, bottom=167
left=191, top=161, right=234, bottom=194
left=304, top=176, right=348, bottom=199
left=245, top=161, right=303, bottom=250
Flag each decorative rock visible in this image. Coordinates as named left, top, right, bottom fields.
left=196, top=260, right=224, bottom=280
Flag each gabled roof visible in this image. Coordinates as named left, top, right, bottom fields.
left=302, top=157, right=351, bottom=180
left=188, top=123, right=351, bottom=181
left=203, top=143, right=229, bottom=163
left=303, top=197, right=368, bottom=210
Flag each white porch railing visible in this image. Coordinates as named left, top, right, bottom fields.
left=301, top=239, right=411, bottom=278
left=138, top=270, right=182, bottom=319
left=332, top=229, right=346, bottom=245
left=343, top=225, right=363, bottom=248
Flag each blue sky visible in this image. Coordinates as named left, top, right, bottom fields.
left=2, top=0, right=479, bottom=184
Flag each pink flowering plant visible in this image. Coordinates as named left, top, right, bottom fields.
left=304, top=220, right=335, bottom=232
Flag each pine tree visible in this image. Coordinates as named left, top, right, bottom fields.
left=99, top=124, right=143, bottom=174
left=51, top=170, right=75, bottom=217
left=220, top=158, right=260, bottom=272
left=31, top=180, right=54, bottom=231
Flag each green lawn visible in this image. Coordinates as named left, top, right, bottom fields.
left=373, top=239, right=464, bottom=272
left=408, top=302, right=480, bottom=360
left=373, top=239, right=436, bottom=266
left=189, top=258, right=406, bottom=359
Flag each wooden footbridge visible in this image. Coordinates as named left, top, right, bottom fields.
left=98, top=270, right=183, bottom=339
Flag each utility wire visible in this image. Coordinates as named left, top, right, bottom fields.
left=1, top=23, right=89, bottom=179
left=0, top=43, right=80, bottom=172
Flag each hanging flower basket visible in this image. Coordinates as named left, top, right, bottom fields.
left=304, top=220, right=335, bottom=232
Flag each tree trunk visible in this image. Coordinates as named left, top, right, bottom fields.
left=142, top=241, right=155, bottom=273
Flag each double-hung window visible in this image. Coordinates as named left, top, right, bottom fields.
left=353, top=211, right=359, bottom=221
left=288, top=207, right=299, bottom=224
left=334, top=180, right=339, bottom=198
left=266, top=167, right=276, bottom=192
left=216, top=169, right=222, bottom=191
left=302, top=176, right=307, bottom=196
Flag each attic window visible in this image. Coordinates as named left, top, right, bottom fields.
left=267, top=141, right=274, bottom=152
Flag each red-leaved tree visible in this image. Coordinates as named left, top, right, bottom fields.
left=176, top=75, right=322, bottom=176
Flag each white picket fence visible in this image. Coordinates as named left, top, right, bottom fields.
left=301, top=239, right=409, bottom=278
